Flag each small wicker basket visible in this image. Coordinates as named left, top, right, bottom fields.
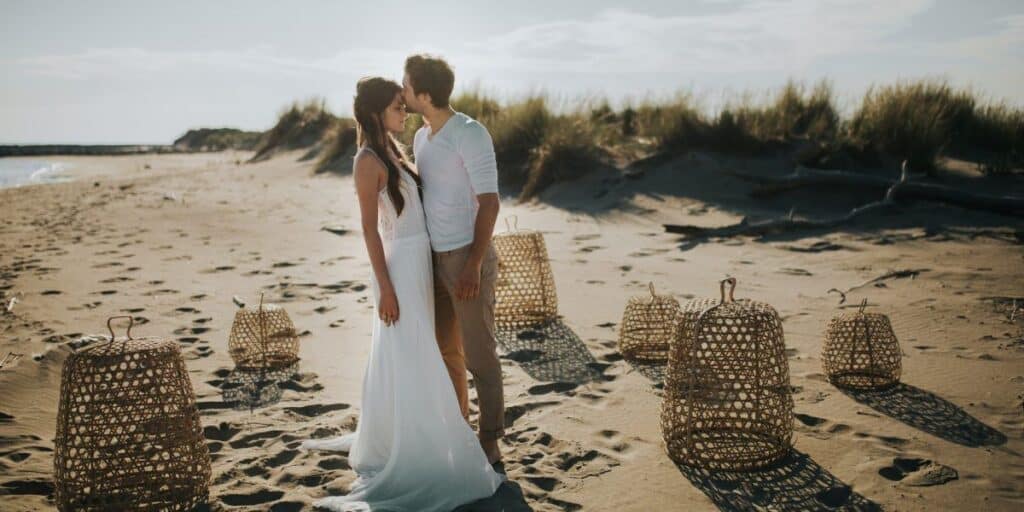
left=822, top=299, right=902, bottom=390
left=619, top=282, right=680, bottom=361
left=228, top=294, right=300, bottom=370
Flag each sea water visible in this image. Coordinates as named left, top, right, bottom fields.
left=0, top=159, right=72, bottom=189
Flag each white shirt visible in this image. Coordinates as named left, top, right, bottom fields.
left=413, top=111, right=499, bottom=252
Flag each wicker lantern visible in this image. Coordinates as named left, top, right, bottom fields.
left=493, top=216, right=558, bottom=328
left=228, top=294, right=300, bottom=370
left=661, top=278, right=793, bottom=471
left=54, top=316, right=211, bottom=512
left=822, top=299, right=902, bottom=390
left=619, top=282, right=680, bottom=361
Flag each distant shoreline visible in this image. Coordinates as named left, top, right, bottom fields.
left=0, top=144, right=182, bottom=157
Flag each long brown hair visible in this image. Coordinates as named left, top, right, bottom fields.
left=353, top=77, right=421, bottom=215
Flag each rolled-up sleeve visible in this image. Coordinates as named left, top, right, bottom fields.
left=460, top=122, right=499, bottom=195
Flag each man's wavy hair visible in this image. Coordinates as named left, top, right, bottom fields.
left=404, top=54, right=455, bottom=109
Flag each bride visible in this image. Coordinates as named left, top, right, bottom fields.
left=299, top=76, right=505, bottom=511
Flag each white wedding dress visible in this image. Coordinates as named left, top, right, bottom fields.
left=301, top=149, right=505, bottom=511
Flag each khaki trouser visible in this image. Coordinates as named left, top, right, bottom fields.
left=432, top=242, right=505, bottom=442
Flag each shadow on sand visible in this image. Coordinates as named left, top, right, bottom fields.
left=496, top=318, right=604, bottom=385
left=220, top=360, right=301, bottom=411
left=841, top=382, right=1006, bottom=447
left=677, top=448, right=881, bottom=511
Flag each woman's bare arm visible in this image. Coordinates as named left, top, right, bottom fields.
left=353, top=153, right=398, bottom=322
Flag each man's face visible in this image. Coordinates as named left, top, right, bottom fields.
left=402, top=73, right=420, bottom=114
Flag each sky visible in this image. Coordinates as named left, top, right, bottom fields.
left=1, top=0, right=1022, bottom=144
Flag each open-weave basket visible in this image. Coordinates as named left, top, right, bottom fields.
left=228, top=295, right=300, bottom=370
left=822, top=299, right=902, bottom=390
left=493, top=216, right=558, bottom=328
left=54, top=316, right=210, bottom=512
left=619, top=283, right=680, bottom=361
left=661, top=278, right=793, bottom=471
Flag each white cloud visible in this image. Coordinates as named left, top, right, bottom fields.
left=465, top=1, right=936, bottom=73
left=11, top=0, right=1022, bottom=85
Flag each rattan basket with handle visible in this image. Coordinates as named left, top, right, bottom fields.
left=228, top=294, right=300, bottom=370
left=493, top=215, right=559, bottom=328
left=619, top=282, right=680, bottom=361
left=661, top=278, right=793, bottom=471
left=822, top=299, right=902, bottom=390
left=54, top=316, right=211, bottom=511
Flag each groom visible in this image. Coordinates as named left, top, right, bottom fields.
left=402, top=54, right=505, bottom=464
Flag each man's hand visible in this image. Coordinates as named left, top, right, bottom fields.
left=454, top=259, right=483, bottom=301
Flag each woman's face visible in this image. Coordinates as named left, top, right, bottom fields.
left=381, top=93, right=408, bottom=134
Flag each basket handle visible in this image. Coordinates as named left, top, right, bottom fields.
left=858, top=298, right=868, bottom=313
left=719, top=277, right=736, bottom=304
left=648, top=282, right=658, bottom=303
left=827, top=288, right=846, bottom=305
left=106, top=315, right=135, bottom=342
left=504, top=215, right=519, bottom=233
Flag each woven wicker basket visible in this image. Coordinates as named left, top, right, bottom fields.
left=822, top=299, right=902, bottom=390
left=228, top=294, right=299, bottom=370
left=661, top=278, right=793, bottom=471
left=54, top=316, right=210, bottom=512
left=619, top=283, right=680, bottom=361
left=493, top=216, right=558, bottom=328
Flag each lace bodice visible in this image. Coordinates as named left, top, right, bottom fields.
left=361, top=148, right=427, bottom=241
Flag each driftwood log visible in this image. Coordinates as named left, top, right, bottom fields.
left=723, top=164, right=1023, bottom=217
left=665, top=162, right=1023, bottom=239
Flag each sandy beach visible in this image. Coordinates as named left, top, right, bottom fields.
left=1, top=150, right=1022, bottom=511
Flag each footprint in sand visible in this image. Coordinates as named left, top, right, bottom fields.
left=878, top=458, right=958, bottom=486
left=0, top=479, right=55, bottom=497
left=99, top=276, right=133, bottom=283
left=201, top=265, right=236, bottom=274
left=596, top=429, right=633, bottom=454
left=502, top=426, right=619, bottom=504
left=143, top=288, right=179, bottom=297
left=778, top=267, right=813, bottom=276
left=173, top=326, right=210, bottom=335
left=219, top=489, right=284, bottom=507
left=317, top=457, right=351, bottom=470
left=182, top=345, right=213, bottom=360
left=527, top=382, right=579, bottom=396
left=283, top=403, right=351, bottom=418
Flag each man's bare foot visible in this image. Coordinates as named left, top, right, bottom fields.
left=480, top=438, right=501, bottom=464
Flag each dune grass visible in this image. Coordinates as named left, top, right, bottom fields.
left=251, top=98, right=339, bottom=161
left=292, top=79, right=1022, bottom=199
left=313, top=118, right=357, bottom=172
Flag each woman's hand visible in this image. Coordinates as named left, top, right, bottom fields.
left=379, top=286, right=400, bottom=326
